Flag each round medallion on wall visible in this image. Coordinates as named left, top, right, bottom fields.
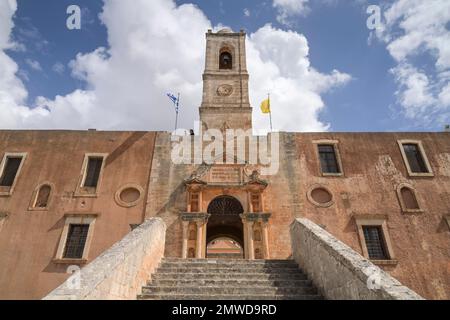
left=115, top=184, right=144, bottom=208
left=307, top=185, right=334, bottom=208
left=216, top=84, right=233, bottom=96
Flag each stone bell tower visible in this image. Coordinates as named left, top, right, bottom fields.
left=199, top=28, right=252, bottom=131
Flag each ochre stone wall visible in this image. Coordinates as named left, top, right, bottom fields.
left=289, top=132, right=450, bottom=300
left=0, top=130, right=449, bottom=299
left=146, top=131, right=450, bottom=299
left=0, top=130, right=156, bottom=299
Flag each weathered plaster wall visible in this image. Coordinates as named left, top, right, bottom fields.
left=0, top=130, right=156, bottom=299
left=0, top=130, right=449, bottom=300
left=43, top=217, right=165, bottom=300
left=289, top=132, right=450, bottom=300
left=291, top=218, right=423, bottom=300
left=145, top=131, right=450, bottom=299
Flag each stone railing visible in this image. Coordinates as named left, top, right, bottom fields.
left=44, top=218, right=166, bottom=300
left=290, top=218, right=424, bottom=300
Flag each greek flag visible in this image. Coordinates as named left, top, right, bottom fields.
left=167, top=93, right=179, bottom=109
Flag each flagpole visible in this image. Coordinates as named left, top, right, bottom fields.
left=175, top=93, right=180, bottom=131
left=268, top=93, right=273, bottom=132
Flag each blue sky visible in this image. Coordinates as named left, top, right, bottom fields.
left=1, top=0, right=449, bottom=132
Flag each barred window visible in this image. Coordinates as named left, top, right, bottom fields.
left=402, top=144, right=428, bottom=173
left=363, top=226, right=388, bottom=260
left=83, top=157, right=103, bottom=187
left=318, top=145, right=340, bottom=174
left=63, top=224, right=90, bottom=259
left=0, top=157, right=23, bottom=187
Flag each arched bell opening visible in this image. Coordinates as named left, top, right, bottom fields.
left=219, top=51, right=232, bottom=69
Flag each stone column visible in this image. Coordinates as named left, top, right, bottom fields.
left=202, top=220, right=207, bottom=258
left=198, top=191, right=203, bottom=212
left=196, top=221, right=203, bottom=259
left=181, top=221, right=189, bottom=259
left=247, top=221, right=255, bottom=260
left=261, top=221, right=270, bottom=259
left=241, top=218, right=248, bottom=259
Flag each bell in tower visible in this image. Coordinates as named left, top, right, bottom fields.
left=199, top=28, right=252, bottom=131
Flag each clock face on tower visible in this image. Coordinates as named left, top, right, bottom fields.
left=216, top=84, right=233, bottom=97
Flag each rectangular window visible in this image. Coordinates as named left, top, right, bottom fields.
left=318, top=145, right=341, bottom=174
left=0, top=157, right=23, bottom=187
left=63, top=224, right=90, bottom=259
left=83, top=157, right=103, bottom=187
left=362, top=226, right=388, bottom=260
left=402, top=144, right=428, bottom=173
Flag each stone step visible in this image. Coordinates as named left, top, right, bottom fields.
left=155, top=266, right=302, bottom=274
left=151, top=272, right=308, bottom=281
left=142, top=285, right=317, bottom=295
left=138, top=293, right=323, bottom=300
left=207, top=253, right=244, bottom=259
left=139, top=258, right=323, bottom=300
left=159, top=261, right=299, bottom=269
left=162, top=258, right=296, bottom=264
left=161, top=258, right=297, bottom=265
left=150, top=279, right=312, bottom=287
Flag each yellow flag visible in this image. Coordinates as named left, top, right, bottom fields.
left=260, top=98, right=271, bottom=114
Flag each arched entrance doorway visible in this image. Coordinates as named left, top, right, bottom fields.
left=206, top=195, right=244, bottom=259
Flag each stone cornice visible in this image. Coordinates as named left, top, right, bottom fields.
left=240, top=212, right=271, bottom=222
left=181, top=212, right=211, bottom=222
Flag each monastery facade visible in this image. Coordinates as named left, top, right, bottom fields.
left=0, top=29, right=449, bottom=299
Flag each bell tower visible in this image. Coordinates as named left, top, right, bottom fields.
left=199, top=28, right=252, bottom=131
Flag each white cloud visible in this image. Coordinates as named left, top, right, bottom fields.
left=248, top=25, right=351, bottom=132
left=0, top=0, right=38, bottom=129
left=25, top=58, right=42, bottom=71
left=0, top=0, right=350, bottom=132
left=439, top=83, right=450, bottom=107
left=272, top=0, right=310, bottom=26
left=374, top=0, right=450, bottom=124
left=51, top=62, right=65, bottom=75
left=390, top=64, right=436, bottom=118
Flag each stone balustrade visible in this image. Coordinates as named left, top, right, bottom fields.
left=290, top=218, right=424, bottom=300
left=43, top=218, right=166, bottom=300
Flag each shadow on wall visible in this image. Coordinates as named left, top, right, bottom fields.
left=105, top=132, right=149, bottom=167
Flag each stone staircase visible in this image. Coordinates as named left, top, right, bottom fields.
left=138, top=258, right=323, bottom=300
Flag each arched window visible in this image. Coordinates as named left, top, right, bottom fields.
left=400, top=187, right=420, bottom=210
left=219, top=51, right=232, bottom=69
left=34, top=184, right=51, bottom=208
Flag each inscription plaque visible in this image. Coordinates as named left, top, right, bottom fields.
left=210, top=166, right=241, bottom=184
